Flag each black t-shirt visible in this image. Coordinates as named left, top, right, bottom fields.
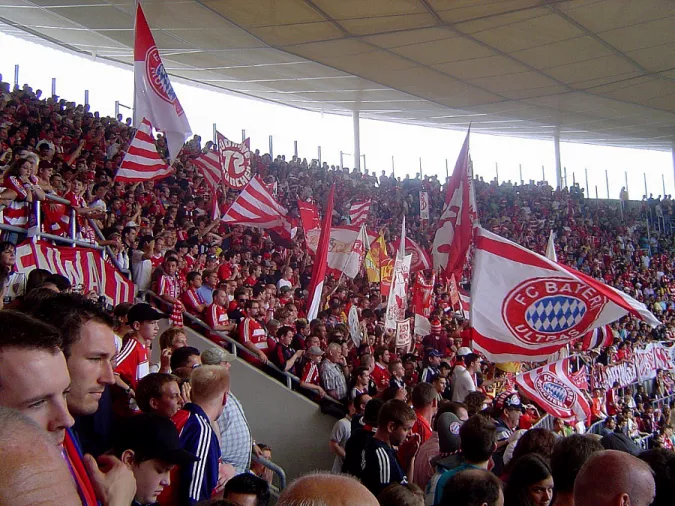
left=361, top=437, right=408, bottom=497
left=343, top=424, right=375, bottom=478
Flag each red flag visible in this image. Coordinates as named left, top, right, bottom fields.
left=298, top=200, right=320, bottom=255
left=307, top=185, right=335, bottom=321
left=432, top=128, right=476, bottom=278
left=413, top=271, right=435, bottom=336
left=471, top=227, right=659, bottom=362
left=516, top=358, right=591, bottom=421
left=193, top=149, right=223, bottom=190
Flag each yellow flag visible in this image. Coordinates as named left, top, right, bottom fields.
left=365, top=232, right=386, bottom=283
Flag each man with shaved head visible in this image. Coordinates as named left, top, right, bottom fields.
left=574, top=450, right=655, bottom=506
left=0, top=406, right=80, bottom=506
left=276, top=472, right=379, bottom=506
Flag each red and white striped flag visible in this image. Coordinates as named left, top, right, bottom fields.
left=221, top=175, right=292, bottom=243
left=193, top=149, right=223, bottom=190
left=471, top=227, right=659, bottom=362
left=307, top=184, right=335, bottom=321
left=115, top=117, right=172, bottom=182
left=516, top=358, right=591, bottom=421
left=349, top=200, right=371, bottom=226
left=134, top=2, right=191, bottom=161
left=580, top=324, right=614, bottom=351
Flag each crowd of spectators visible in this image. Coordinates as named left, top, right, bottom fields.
left=1, top=78, right=675, bottom=506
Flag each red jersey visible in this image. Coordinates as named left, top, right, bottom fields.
left=3, top=176, right=31, bottom=228
left=239, top=317, right=269, bottom=365
left=205, top=303, right=229, bottom=329
left=411, top=411, right=432, bottom=444
left=150, top=254, right=164, bottom=269
left=301, top=361, right=320, bottom=385
left=158, top=274, right=181, bottom=299
left=182, top=288, right=205, bottom=315
left=114, top=338, right=149, bottom=390
left=371, top=362, right=391, bottom=392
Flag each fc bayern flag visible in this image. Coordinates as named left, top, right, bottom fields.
left=471, top=227, right=659, bottom=362
left=307, top=184, right=335, bottom=321
left=392, top=237, right=432, bottom=272
left=516, top=358, right=591, bottom=421
left=134, top=2, right=191, bottom=161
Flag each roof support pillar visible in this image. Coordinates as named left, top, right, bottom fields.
left=554, top=127, right=562, bottom=190
left=352, top=110, right=361, bottom=171
left=671, top=139, right=675, bottom=196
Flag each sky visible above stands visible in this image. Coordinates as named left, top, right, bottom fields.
left=1, top=32, right=672, bottom=200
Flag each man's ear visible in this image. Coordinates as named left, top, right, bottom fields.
left=149, top=397, right=159, bottom=410
left=120, top=449, right=135, bottom=467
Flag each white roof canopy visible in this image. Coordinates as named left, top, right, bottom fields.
left=2, top=0, right=675, bottom=150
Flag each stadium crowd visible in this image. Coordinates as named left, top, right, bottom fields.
left=0, top=78, right=674, bottom=506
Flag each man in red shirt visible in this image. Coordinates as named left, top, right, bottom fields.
left=238, top=299, right=269, bottom=366
left=371, top=346, right=391, bottom=394
left=205, top=287, right=236, bottom=345
left=182, top=271, right=206, bottom=316
left=410, top=382, right=437, bottom=444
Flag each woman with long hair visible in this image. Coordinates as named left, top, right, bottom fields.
left=504, top=453, right=554, bottom=506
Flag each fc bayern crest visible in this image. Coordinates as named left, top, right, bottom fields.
left=502, top=277, right=607, bottom=346
left=145, top=47, right=184, bottom=115
left=534, top=371, right=576, bottom=410
left=217, top=133, right=252, bottom=190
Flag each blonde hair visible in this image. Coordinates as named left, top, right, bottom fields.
left=159, top=327, right=186, bottom=351
left=191, top=365, right=229, bottom=402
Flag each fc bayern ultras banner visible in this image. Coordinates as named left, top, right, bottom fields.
left=471, top=227, right=660, bottom=362
left=16, top=240, right=134, bottom=306
left=419, top=191, right=429, bottom=221
left=413, top=271, right=435, bottom=336
left=432, top=128, right=477, bottom=279
left=216, top=131, right=252, bottom=189
left=134, top=3, right=191, bottom=162
left=516, top=358, right=591, bottom=421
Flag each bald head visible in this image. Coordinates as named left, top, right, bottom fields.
left=277, top=473, right=379, bottom=506
left=574, top=450, right=655, bottom=506
left=0, top=406, right=79, bottom=506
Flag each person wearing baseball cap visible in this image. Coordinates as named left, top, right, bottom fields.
left=421, top=349, right=443, bottom=383
left=112, top=413, right=197, bottom=505
left=491, top=391, right=524, bottom=476
left=114, top=303, right=166, bottom=410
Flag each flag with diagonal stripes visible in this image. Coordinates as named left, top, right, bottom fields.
left=115, top=117, right=172, bottom=182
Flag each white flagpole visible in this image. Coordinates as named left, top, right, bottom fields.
left=546, top=230, right=557, bottom=262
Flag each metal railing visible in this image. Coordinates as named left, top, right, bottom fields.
left=252, top=453, right=287, bottom=493
left=141, top=289, right=343, bottom=408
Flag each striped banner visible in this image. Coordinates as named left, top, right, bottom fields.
left=115, top=117, right=172, bottom=182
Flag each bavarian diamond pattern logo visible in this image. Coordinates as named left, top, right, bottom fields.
left=525, top=295, right=587, bottom=333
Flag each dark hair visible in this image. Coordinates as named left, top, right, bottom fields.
left=136, top=373, right=180, bottom=414
left=509, top=428, right=556, bottom=470
left=25, top=268, right=52, bottom=294
left=30, top=293, right=113, bottom=357
left=504, top=454, right=552, bottom=506
left=442, top=468, right=502, bottom=506
left=374, top=346, right=388, bottom=362
left=5, top=157, right=30, bottom=178
left=224, top=473, right=270, bottom=506
left=459, top=414, right=497, bottom=463
left=378, top=399, right=415, bottom=429
left=277, top=325, right=294, bottom=339
left=0, top=310, right=62, bottom=368
left=639, top=448, right=675, bottom=506
left=377, top=483, right=424, bottom=506
left=44, top=273, right=72, bottom=291
left=464, top=391, right=487, bottom=417
left=19, top=285, right=58, bottom=310
left=411, top=382, right=436, bottom=409
left=170, top=346, right=200, bottom=371
left=550, top=435, right=602, bottom=493
left=186, top=271, right=201, bottom=284
left=354, top=392, right=370, bottom=412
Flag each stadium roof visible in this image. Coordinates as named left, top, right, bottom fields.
left=2, top=0, right=675, bottom=150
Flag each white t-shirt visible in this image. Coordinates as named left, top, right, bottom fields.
left=330, top=417, right=351, bottom=474
left=277, top=278, right=292, bottom=290
left=452, top=368, right=476, bottom=402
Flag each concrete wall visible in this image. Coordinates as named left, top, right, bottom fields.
left=153, top=320, right=336, bottom=481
